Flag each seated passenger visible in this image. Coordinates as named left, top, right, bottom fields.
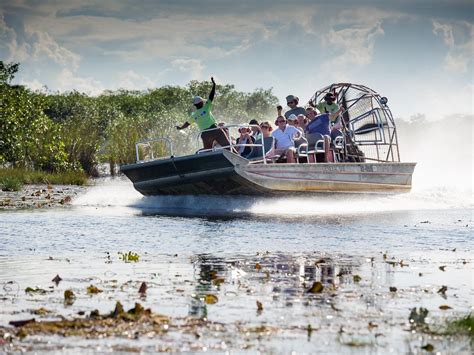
left=235, top=126, right=255, bottom=156
left=304, top=107, right=331, bottom=162
left=292, top=114, right=307, bottom=149
left=245, top=121, right=275, bottom=160
left=287, top=114, right=298, bottom=127
left=249, top=119, right=262, bottom=141
left=296, top=114, right=308, bottom=132
left=272, top=116, right=302, bottom=163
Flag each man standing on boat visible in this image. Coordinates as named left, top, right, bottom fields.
left=284, top=95, right=306, bottom=119
left=176, top=77, right=231, bottom=150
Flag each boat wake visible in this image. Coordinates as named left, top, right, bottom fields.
left=72, top=177, right=472, bottom=218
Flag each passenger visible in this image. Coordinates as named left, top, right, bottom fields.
left=176, top=77, right=231, bottom=150
left=287, top=114, right=298, bottom=127
left=235, top=126, right=255, bottom=156
left=292, top=113, right=308, bottom=154
left=245, top=121, right=276, bottom=160
left=284, top=95, right=306, bottom=119
left=249, top=119, right=262, bottom=141
left=296, top=114, right=307, bottom=132
left=272, top=116, right=302, bottom=163
left=316, top=92, right=344, bottom=141
left=305, top=107, right=331, bottom=162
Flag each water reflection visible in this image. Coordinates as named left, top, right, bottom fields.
left=189, top=253, right=358, bottom=319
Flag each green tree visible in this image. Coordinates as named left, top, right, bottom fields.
left=0, top=61, right=20, bottom=84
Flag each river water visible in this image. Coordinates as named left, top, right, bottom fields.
left=1, top=119, right=473, bottom=353
left=1, top=174, right=472, bottom=353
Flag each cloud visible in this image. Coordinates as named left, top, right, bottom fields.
left=56, top=68, right=104, bottom=95
left=0, top=9, right=80, bottom=70
left=19, top=78, right=45, bottom=91
left=326, top=21, right=385, bottom=67
left=0, top=10, right=30, bottom=62
left=117, top=70, right=155, bottom=90
left=171, top=59, right=204, bottom=80
left=433, top=20, right=473, bottom=73
left=29, top=30, right=80, bottom=70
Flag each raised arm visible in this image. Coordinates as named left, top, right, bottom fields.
left=208, top=77, right=216, bottom=101
left=176, top=122, right=190, bottom=130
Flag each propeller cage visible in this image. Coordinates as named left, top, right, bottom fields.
left=309, top=83, right=401, bottom=162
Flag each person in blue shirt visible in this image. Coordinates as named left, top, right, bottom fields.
left=304, top=107, right=340, bottom=162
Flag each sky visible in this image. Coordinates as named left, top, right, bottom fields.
left=1, top=0, right=473, bottom=121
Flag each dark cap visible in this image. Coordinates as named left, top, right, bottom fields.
left=324, top=93, right=336, bottom=100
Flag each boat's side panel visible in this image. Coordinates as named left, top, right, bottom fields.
left=237, top=162, right=415, bottom=192
left=121, top=152, right=271, bottom=195
left=121, top=150, right=416, bottom=196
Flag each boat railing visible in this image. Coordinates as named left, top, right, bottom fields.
left=196, top=124, right=270, bottom=163
left=135, top=137, right=174, bottom=163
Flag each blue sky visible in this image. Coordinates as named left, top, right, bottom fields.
left=1, top=0, right=473, bottom=121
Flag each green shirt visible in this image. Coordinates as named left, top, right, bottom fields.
left=190, top=100, right=216, bottom=131
left=316, top=101, right=339, bottom=122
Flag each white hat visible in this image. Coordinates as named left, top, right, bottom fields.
left=288, top=114, right=297, bottom=121
left=193, top=96, right=204, bottom=105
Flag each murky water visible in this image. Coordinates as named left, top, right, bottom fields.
left=0, top=176, right=472, bottom=353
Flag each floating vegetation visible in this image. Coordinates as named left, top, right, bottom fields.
left=64, top=289, right=75, bottom=305
left=25, top=287, right=49, bottom=295
left=307, top=281, right=324, bottom=294
left=86, top=285, right=103, bottom=295
left=1, top=252, right=472, bottom=353
left=204, top=294, right=218, bottom=304
left=51, top=274, right=62, bottom=285
left=138, top=282, right=147, bottom=295
left=439, top=314, right=474, bottom=338
left=118, top=251, right=140, bottom=262
left=10, top=302, right=169, bottom=339
left=409, top=307, right=429, bottom=330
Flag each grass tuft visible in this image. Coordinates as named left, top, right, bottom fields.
left=0, top=168, right=89, bottom=187
left=0, top=176, right=24, bottom=191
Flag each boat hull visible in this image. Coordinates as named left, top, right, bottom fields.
left=120, top=151, right=416, bottom=196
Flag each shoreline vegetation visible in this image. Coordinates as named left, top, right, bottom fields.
left=0, top=168, right=89, bottom=210
left=1, top=61, right=278, bottom=178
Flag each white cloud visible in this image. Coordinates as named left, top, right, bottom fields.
left=29, top=30, right=80, bottom=70
left=171, top=58, right=204, bottom=80
left=117, top=70, right=155, bottom=90
left=0, top=9, right=80, bottom=70
left=56, top=68, right=104, bottom=95
left=433, top=20, right=473, bottom=73
left=0, top=10, right=30, bottom=62
left=326, top=22, right=384, bottom=67
left=19, top=78, right=46, bottom=91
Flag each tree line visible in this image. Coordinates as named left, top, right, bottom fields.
left=0, top=61, right=278, bottom=176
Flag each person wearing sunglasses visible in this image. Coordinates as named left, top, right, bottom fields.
left=245, top=121, right=275, bottom=160
left=284, top=95, right=306, bottom=119
left=316, top=92, right=344, bottom=137
left=176, top=77, right=231, bottom=150
left=272, top=116, right=302, bottom=163
left=236, top=126, right=255, bottom=156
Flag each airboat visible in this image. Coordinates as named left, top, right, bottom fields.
left=121, top=83, right=416, bottom=196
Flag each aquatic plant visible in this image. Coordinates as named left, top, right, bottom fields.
left=0, top=176, right=23, bottom=191
left=118, top=251, right=140, bottom=262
